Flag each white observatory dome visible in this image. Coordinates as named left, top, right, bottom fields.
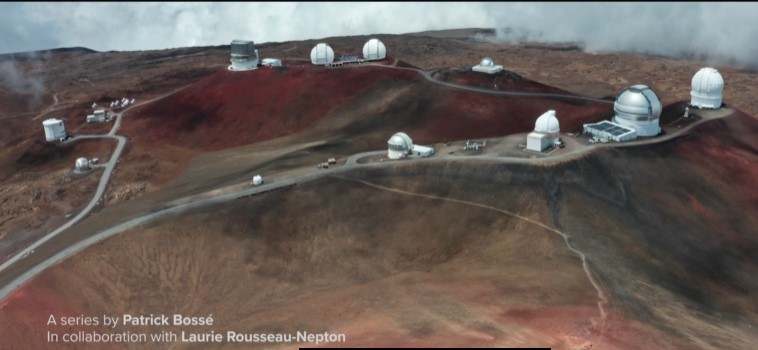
left=480, top=57, right=494, bottom=67
left=387, top=132, right=413, bottom=159
left=690, top=67, right=724, bottom=109
left=310, top=43, right=335, bottom=65
left=613, top=84, right=662, bottom=137
left=362, top=38, right=387, bottom=60
left=534, top=110, right=560, bottom=134
left=75, top=157, right=90, bottom=171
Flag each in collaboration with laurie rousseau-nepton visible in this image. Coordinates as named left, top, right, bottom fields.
left=46, top=314, right=346, bottom=344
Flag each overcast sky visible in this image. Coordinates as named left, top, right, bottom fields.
left=1, top=2, right=757, bottom=66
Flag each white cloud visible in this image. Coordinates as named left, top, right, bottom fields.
left=1, top=2, right=756, bottom=66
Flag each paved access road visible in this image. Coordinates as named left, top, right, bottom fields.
left=0, top=65, right=732, bottom=301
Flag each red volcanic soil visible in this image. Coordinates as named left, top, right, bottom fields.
left=675, top=110, right=758, bottom=208
left=0, top=138, right=113, bottom=182
left=124, top=64, right=418, bottom=151
left=414, top=89, right=612, bottom=141
left=0, top=280, right=113, bottom=350
left=124, top=61, right=614, bottom=153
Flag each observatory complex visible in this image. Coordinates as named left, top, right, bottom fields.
left=229, top=40, right=259, bottom=71
left=527, top=110, right=560, bottom=152
left=42, top=118, right=66, bottom=142
left=362, top=38, right=387, bottom=61
left=311, top=39, right=388, bottom=66
left=583, top=84, right=662, bottom=141
left=690, top=67, right=724, bottom=109
left=387, top=132, right=434, bottom=160
left=472, top=57, right=503, bottom=74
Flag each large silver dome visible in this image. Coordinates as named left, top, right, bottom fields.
left=480, top=57, right=494, bottom=67
left=75, top=157, right=89, bottom=171
left=614, top=84, right=662, bottom=121
left=362, top=38, right=387, bottom=60
left=387, top=132, right=413, bottom=151
left=310, top=43, right=335, bottom=65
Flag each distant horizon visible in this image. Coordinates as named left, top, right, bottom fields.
left=1, top=2, right=757, bottom=67
left=0, top=27, right=496, bottom=56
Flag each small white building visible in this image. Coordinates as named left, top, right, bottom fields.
left=261, top=58, right=282, bottom=67
left=310, top=43, right=335, bottom=65
left=87, top=109, right=107, bottom=123
left=526, top=110, right=560, bottom=152
left=230, top=40, right=259, bottom=71
left=411, top=144, right=434, bottom=157
left=583, top=120, right=637, bottom=142
left=613, top=84, right=662, bottom=137
left=42, top=118, right=66, bottom=141
left=690, top=67, right=724, bottom=109
left=387, top=132, right=434, bottom=159
left=472, top=57, right=503, bottom=74
left=362, top=38, right=387, bottom=61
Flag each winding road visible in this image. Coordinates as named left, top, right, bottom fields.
left=0, top=63, right=733, bottom=318
left=0, top=89, right=185, bottom=277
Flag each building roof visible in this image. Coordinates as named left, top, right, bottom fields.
left=534, top=110, right=560, bottom=133
left=691, top=67, right=724, bottom=97
left=584, top=120, right=636, bottom=138
left=388, top=132, right=413, bottom=150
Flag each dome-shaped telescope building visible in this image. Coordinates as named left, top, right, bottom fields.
left=690, top=67, right=724, bottom=109
left=311, top=43, right=335, bottom=65
left=387, top=132, right=413, bottom=159
left=75, top=157, right=90, bottom=172
left=362, top=38, right=387, bottom=61
left=229, top=40, right=259, bottom=71
left=612, top=84, right=662, bottom=137
left=527, top=110, right=560, bottom=152
left=472, top=57, right=503, bottom=74
left=387, top=132, right=434, bottom=159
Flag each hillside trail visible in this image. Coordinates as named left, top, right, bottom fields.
left=332, top=175, right=608, bottom=349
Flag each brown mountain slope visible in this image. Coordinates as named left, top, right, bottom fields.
left=2, top=111, right=756, bottom=349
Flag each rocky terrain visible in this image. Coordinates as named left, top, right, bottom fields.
left=0, top=28, right=756, bottom=349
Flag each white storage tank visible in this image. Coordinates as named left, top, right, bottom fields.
left=251, top=175, right=263, bottom=186
left=310, top=43, right=335, bottom=65
left=75, top=157, right=90, bottom=171
left=362, top=38, right=387, bottom=60
left=43, top=118, right=66, bottom=141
